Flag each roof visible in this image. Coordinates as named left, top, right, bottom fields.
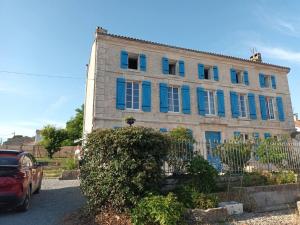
left=97, top=30, right=290, bottom=72
left=295, top=120, right=300, bottom=131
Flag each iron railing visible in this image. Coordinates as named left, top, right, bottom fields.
left=163, top=139, right=300, bottom=175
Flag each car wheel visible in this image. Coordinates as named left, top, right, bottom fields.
left=17, top=187, right=31, bottom=212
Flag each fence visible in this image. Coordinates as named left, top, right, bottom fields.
left=0, top=144, right=78, bottom=158
left=163, top=139, right=300, bottom=175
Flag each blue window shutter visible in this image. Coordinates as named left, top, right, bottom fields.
left=248, top=93, right=257, bottom=120
left=276, top=96, right=285, bottom=121
left=179, top=60, right=185, bottom=77
left=140, top=54, right=146, bottom=71
left=181, top=85, right=191, bottom=114
left=197, top=87, right=206, bottom=115
left=253, top=132, right=259, bottom=139
left=213, top=66, right=219, bottom=81
left=142, top=81, right=151, bottom=112
left=259, top=95, right=267, bottom=120
left=217, top=89, right=225, bottom=117
left=120, top=51, right=128, bottom=69
left=230, top=68, right=237, bottom=84
left=159, top=83, right=168, bottom=112
left=230, top=91, right=239, bottom=118
left=198, top=64, right=204, bottom=79
left=116, top=77, right=125, bottom=110
left=234, top=131, right=241, bottom=137
left=160, top=128, right=168, bottom=133
left=187, top=129, right=193, bottom=137
left=264, top=133, right=271, bottom=139
left=271, top=75, right=277, bottom=89
left=162, top=57, right=169, bottom=74
left=259, top=73, right=265, bottom=87
left=244, top=71, right=249, bottom=85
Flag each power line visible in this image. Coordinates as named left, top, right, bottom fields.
left=0, top=70, right=85, bottom=79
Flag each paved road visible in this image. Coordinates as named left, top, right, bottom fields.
left=0, top=179, right=85, bottom=225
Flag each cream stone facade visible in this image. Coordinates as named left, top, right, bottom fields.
left=83, top=27, right=295, bottom=142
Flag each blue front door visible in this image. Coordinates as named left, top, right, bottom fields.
left=205, top=131, right=222, bottom=172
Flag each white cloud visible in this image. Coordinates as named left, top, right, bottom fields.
left=43, top=96, right=69, bottom=116
left=260, top=46, right=300, bottom=64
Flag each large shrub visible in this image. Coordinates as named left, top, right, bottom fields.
left=131, top=193, right=185, bottom=225
left=186, top=155, right=218, bottom=193
left=80, top=127, right=170, bottom=212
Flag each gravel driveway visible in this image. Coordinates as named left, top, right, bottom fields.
left=0, top=179, right=85, bottom=225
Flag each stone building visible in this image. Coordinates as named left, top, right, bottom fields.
left=83, top=27, right=295, bottom=143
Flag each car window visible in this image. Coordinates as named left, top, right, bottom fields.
left=0, top=157, right=18, bottom=166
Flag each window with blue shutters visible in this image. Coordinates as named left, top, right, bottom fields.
left=238, top=94, right=247, bottom=118
left=271, top=75, right=277, bottom=89
left=259, top=95, right=268, bottom=120
left=116, top=77, right=126, bottom=110
left=217, top=90, right=225, bottom=117
left=198, top=64, right=219, bottom=81
left=120, top=51, right=128, bottom=69
left=231, top=68, right=246, bottom=84
left=213, top=66, right=219, bottom=81
left=168, top=86, right=180, bottom=112
left=159, top=83, right=168, bottom=112
left=162, top=57, right=169, bottom=74
left=120, top=51, right=147, bottom=71
left=248, top=93, right=257, bottom=120
left=179, top=60, right=185, bottom=77
left=142, top=81, right=151, bottom=112
left=264, top=133, right=271, bottom=139
left=259, top=73, right=276, bottom=89
left=181, top=85, right=190, bottom=114
left=234, top=131, right=241, bottom=137
left=243, top=71, right=249, bottom=85
left=139, top=54, right=147, bottom=71
left=159, top=128, right=168, bottom=133
left=204, top=90, right=216, bottom=115
left=276, top=96, right=285, bottom=121
left=198, top=64, right=204, bottom=79
left=266, top=97, right=275, bottom=120
left=230, top=91, right=239, bottom=118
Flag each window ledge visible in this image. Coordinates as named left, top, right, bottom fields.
left=238, top=117, right=251, bottom=121
left=124, top=69, right=141, bottom=73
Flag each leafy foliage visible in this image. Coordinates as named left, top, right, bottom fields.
left=186, top=155, right=218, bottom=193
left=216, top=137, right=252, bottom=173
left=40, top=125, right=68, bottom=158
left=131, top=193, right=185, bottom=225
left=168, top=127, right=195, bottom=143
left=80, top=127, right=170, bottom=212
left=63, top=105, right=84, bottom=146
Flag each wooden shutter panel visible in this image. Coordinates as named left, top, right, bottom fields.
left=217, top=89, right=225, bottom=117
left=139, top=54, right=146, bottom=71
left=213, top=66, right=219, bottom=81
left=230, top=68, right=237, bottom=84
left=159, top=83, right=168, bottom=112
left=259, top=73, right=265, bottom=87
left=197, top=87, right=206, bottom=115
left=198, top=64, right=204, bottom=79
left=271, top=75, right=277, bottom=89
left=181, top=85, right=191, bottom=114
left=276, top=96, right=285, bottom=121
left=142, top=81, right=151, bottom=112
left=234, top=131, right=241, bottom=137
left=264, top=133, right=271, bottom=139
left=116, top=77, right=125, bottom=110
left=120, top=51, right=128, bottom=69
left=159, top=128, right=168, bottom=132
left=179, top=60, right=185, bottom=77
left=244, top=71, right=249, bottom=85
left=248, top=93, right=257, bottom=120
left=259, top=95, right=267, bottom=120
left=230, top=91, right=239, bottom=118
left=162, top=57, right=169, bottom=74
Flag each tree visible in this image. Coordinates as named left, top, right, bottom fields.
left=64, top=105, right=84, bottom=146
left=40, top=125, right=68, bottom=158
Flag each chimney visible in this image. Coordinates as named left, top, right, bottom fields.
left=250, top=52, right=262, bottom=63
left=95, top=26, right=107, bottom=36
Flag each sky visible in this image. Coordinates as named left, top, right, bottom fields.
left=0, top=0, right=300, bottom=142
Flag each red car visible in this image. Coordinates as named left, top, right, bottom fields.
left=0, top=150, right=43, bottom=211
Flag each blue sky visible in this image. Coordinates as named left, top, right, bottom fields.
left=0, top=0, right=300, bottom=141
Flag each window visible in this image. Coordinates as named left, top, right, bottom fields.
left=236, top=71, right=243, bottom=84
left=204, top=67, right=212, bottom=80
left=238, top=94, right=247, bottom=118
left=128, top=54, right=138, bottom=70
left=204, top=90, right=215, bottom=115
left=126, top=81, right=139, bottom=110
left=169, top=61, right=176, bottom=75
left=266, top=97, right=275, bottom=119
left=168, top=86, right=179, bottom=112
left=264, top=76, right=271, bottom=88
left=240, top=133, right=249, bottom=142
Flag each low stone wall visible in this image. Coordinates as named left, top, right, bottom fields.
left=185, top=207, right=228, bottom=224
left=218, top=183, right=300, bottom=212
left=0, top=145, right=77, bottom=158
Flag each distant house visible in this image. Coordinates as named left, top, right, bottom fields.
left=3, top=135, right=35, bottom=146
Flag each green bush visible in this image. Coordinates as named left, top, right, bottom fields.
left=186, top=155, right=218, bottom=193
left=64, top=158, right=78, bottom=170
left=242, top=172, right=268, bottom=187
left=173, top=185, right=218, bottom=209
left=267, top=170, right=296, bottom=185
left=80, top=127, right=170, bottom=212
left=131, top=193, right=185, bottom=225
